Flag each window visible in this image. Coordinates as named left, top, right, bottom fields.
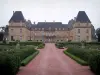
left=77, top=36, right=80, bottom=41
left=35, top=28, right=37, bottom=30
left=11, top=36, right=14, bottom=41
left=86, top=29, right=89, bottom=33
left=59, top=28, right=61, bottom=30
left=55, top=28, right=57, bottom=30
left=49, top=27, right=51, bottom=30
left=11, top=29, right=13, bottom=32
left=57, top=40, right=59, bottom=41
left=20, top=36, right=22, bottom=40
left=20, top=29, right=22, bottom=33
left=42, top=28, right=44, bottom=30
left=39, top=28, right=41, bottom=30
left=63, top=28, right=64, bottom=30
left=34, top=33, right=36, bottom=36
left=78, top=29, right=80, bottom=33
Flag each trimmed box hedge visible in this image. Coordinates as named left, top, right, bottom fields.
left=88, top=51, right=100, bottom=75
left=64, top=46, right=100, bottom=75
left=0, top=45, right=38, bottom=75
left=64, top=50, right=88, bottom=65
left=21, top=50, right=39, bottom=66
left=0, top=52, right=21, bottom=75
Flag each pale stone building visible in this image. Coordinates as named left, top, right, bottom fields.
left=8, top=11, right=94, bottom=42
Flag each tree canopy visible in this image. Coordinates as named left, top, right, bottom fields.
left=96, top=28, right=100, bottom=42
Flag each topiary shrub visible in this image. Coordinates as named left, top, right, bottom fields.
left=37, top=44, right=45, bottom=49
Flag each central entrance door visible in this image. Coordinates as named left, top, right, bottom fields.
left=44, top=36, right=56, bottom=43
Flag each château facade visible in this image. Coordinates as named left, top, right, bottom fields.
left=8, top=11, right=93, bottom=42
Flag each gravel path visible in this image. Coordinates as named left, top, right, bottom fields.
left=17, top=43, right=94, bottom=75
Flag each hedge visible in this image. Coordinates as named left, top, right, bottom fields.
left=0, top=41, right=44, bottom=46
left=88, top=51, right=100, bottom=75
left=64, top=51, right=88, bottom=65
left=0, top=45, right=38, bottom=75
left=0, top=52, right=20, bottom=75
left=21, top=50, right=39, bottom=66
left=37, top=43, right=45, bottom=49
left=66, top=47, right=92, bottom=62
left=64, top=46, right=100, bottom=75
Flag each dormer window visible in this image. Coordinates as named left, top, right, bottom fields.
left=42, top=28, right=44, bottom=30
left=55, top=28, right=57, bottom=30
left=39, top=28, right=41, bottom=30
left=35, top=28, right=37, bottom=30
left=86, top=23, right=88, bottom=26
left=49, top=27, right=51, bottom=30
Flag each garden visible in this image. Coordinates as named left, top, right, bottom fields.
left=0, top=41, right=45, bottom=75
left=56, top=42, right=100, bottom=75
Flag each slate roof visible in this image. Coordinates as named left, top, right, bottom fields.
left=76, top=11, right=91, bottom=23
left=31, top=22, right=69, bottom=30
left=9, top=11, right=25, bottom=23
left=8, top=11, right=92, bottom=30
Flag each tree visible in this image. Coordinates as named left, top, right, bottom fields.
left=96, top=28, right=100, bottom=42
left=0, top=25, right=8, bottom=41
left=0, top=32, right=4, bottom=41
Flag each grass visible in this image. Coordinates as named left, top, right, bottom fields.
left=21, top=50, right=39, bottom=66
left=63, top=50, right=88, bottom=66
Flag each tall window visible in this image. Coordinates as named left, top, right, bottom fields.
left=78, top=36, right=80, bottom=41
left=11, top=36, right=14, bottom=41
left=20, top=36, right=22, bottom=40
left=20, top=29, right=22, bottom=33
left=86, top=29, right=89, bottom=33
left=78, top=29, right=80, bottom=33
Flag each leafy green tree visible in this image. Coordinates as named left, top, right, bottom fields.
left=96, top=28, right=100, bottom=42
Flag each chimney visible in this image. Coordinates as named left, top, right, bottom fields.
left=34, top=21, right=35, bottom=24
left=74, top=17, right=76, bottom=21
left=53, top=20, right=55, bottom=22
left=13, top=11, right=14, bottom=14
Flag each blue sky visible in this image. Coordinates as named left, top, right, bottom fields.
left=0, top=0, right=100, bottom=29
